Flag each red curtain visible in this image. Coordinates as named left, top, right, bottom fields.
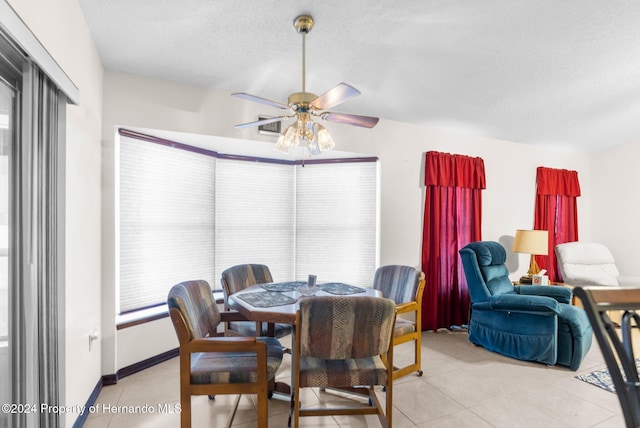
left=421, top=151, right=486, bottom=331
left=533, top=167, right=581, bottom=282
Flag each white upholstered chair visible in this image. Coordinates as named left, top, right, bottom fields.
left=555, top=242, right=640, bottom=324
left=555, top=242, right=639, bottom=287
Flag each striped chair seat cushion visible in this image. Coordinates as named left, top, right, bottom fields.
left=394, top=318, right=416, bottom=338
left=191, top=337, right=283, bottom=385
left=299, top=356, right=388, bottom=388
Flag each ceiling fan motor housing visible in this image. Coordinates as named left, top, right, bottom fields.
left=288, top=92, right=317, bottom=111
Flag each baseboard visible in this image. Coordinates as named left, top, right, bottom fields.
left=115, top=347, right=179, bottom=380
left=101, top=373, right=118, bottom=386
left=72, top=347, right=179, bottom=427
left=72, top=379, right=103, bottom=428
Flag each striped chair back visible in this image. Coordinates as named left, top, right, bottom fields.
left=372, top=265, right=421, bottom=304
left=298, top=296, right=396, bottom=359
left=167, top=280, right=221, bottom=340
left=221, top=264, right=273, bottom=298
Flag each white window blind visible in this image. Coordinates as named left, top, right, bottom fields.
left=215, top=158, right=295, bottom=282
left=295, top=162, right=378, bottom=287
left=118, top=130, right=378, bottom=314
left=119, top=136, right=216, bottom=313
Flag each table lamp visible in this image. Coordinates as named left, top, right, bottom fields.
left=512, top=229, right=549, bottom=283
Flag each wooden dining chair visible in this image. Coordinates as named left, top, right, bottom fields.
left=167, top=280, right=284, bottom=428
left=372, top=265, right=426, bottom=379
left=290, top=295, right=396, bottom=428
left=221, top=264, right=293, bottom=339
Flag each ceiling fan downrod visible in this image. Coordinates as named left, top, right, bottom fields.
left=294, top=15, right=314, bottom=97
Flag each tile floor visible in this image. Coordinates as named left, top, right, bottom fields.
left=83, top=330, right=625, bottom=427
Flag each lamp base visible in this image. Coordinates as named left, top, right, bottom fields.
left=527, top=255, right=541, bottom=276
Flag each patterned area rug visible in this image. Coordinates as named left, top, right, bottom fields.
left=576, top=358, right=640, bottom=393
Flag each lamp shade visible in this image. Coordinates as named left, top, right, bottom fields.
left=512, top=230, right=549, bottom=255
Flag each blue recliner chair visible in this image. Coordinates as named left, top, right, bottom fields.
left=459, top=241, right=593, bottom=370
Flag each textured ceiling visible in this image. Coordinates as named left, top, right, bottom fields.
left=80, top=0, right=640, bottom=153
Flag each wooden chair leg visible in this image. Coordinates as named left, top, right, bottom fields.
left=415, top=334, right=422, bottom=376
left=293, top=390, right=300, bottom=428
left=257, top=388, right=268, bottom=428
left=288, top=385, right=300, bottom=428
left=386, top=349, right=393, bottom=428
left=180, top=393, right=190, bottom=428
left=386, top=380, right=393, bottom=428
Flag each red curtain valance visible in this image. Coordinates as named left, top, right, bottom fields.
left=424, top=151, right=486, bottom=189
left=536, top=166, right=581, bottom=196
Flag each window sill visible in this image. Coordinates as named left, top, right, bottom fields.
left=116, top=305, right=169, bottom=330
left=116, top=291, right=225, bottom=330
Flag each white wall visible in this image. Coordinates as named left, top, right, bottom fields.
left=101, top=70, right=593, bottom=368
left=333, top=118, right=593, bottom=267
left=591, top=139, right=640, bottom=277
left=6, top=0, right=104, bottom=426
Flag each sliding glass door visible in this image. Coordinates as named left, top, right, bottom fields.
left=0, top=61, right=16, bottom=428
left=1, top=27, right=67, bottom=427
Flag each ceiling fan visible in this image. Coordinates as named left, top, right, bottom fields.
left=232, top=15, right=379, bottom=155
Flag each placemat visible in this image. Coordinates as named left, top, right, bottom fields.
left=261, top=281, right=307, bottom=292
left=317, top=282, right=366, bottom=295
left=236, top=291, right=297, bottom=308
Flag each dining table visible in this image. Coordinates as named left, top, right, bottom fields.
left=227, top=280, right=382, bottom=324
left=227, top=280, right=383, bottom=396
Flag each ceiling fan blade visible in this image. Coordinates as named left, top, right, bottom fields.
left=322, top=112, right=379, bottom=128
left=310, top=83, right=361, bottom=110
left=232, top=92, right=290, bottom=110
left=235, top=116, right=287, bottom=129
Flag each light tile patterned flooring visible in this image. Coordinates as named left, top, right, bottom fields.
left=84, top=330, right=625, bottom=427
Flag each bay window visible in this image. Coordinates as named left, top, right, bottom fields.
left=118, top=130, right=378, bottom=315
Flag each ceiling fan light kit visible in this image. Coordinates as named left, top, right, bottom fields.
left=232, top=14, right=379, bottom=156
